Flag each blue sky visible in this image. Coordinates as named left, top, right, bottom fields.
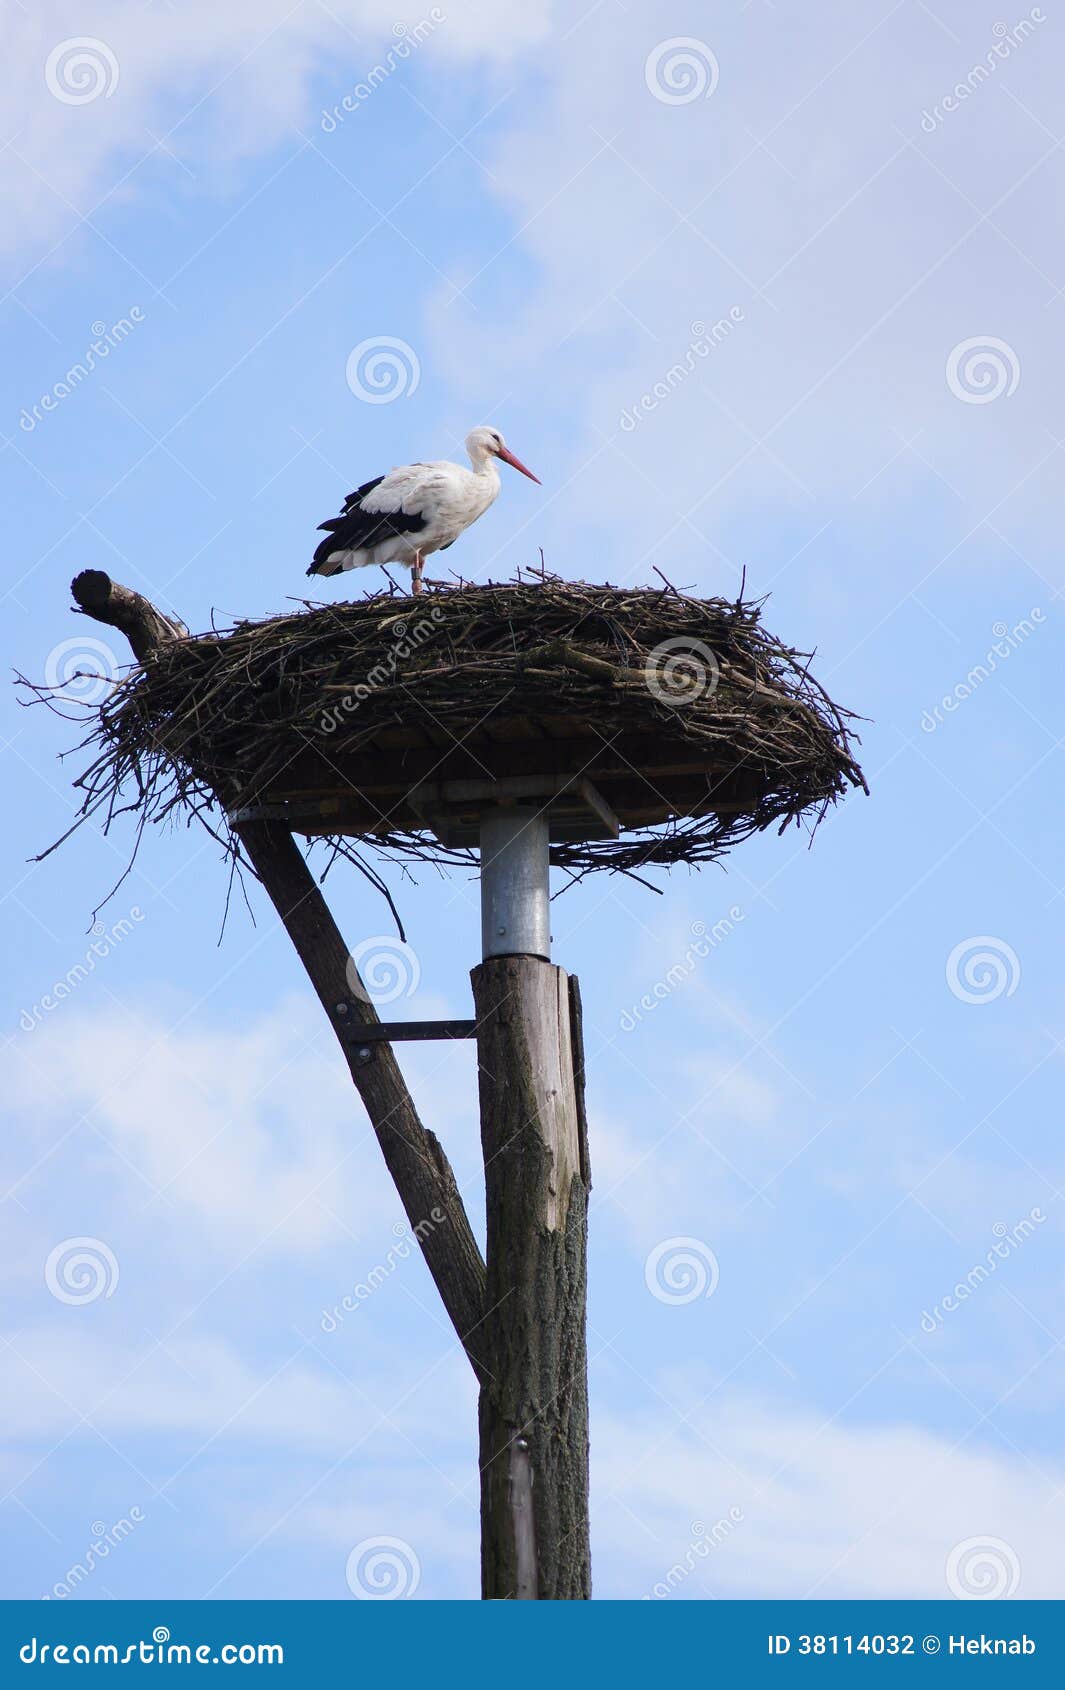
left=2, top=0, right=1063, bottom=1602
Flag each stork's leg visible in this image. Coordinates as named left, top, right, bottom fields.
left=411, top=551, right=424, bottom=596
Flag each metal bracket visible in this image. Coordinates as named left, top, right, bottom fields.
left=332, top=1002, right=478, bottom=1064
left=408, top=774, right=620, bottom=848
left=344, top=1018, right=478, bottom=1043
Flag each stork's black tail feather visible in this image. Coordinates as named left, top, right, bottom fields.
left=307, top=553, right=343, bottom=578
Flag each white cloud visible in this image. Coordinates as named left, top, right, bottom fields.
left=6, top=1320, right=1060, bottom=1597
left=2, top=1322, right=473, bottom=1451
left=594, top=1388, right=1065, bottom=1598
left=3, top=997, right=395, bottom=1251
left=426, top=0, right=1065, bottom=573
left=1, top=0, right=557, bottom=266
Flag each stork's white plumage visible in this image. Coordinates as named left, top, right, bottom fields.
left=308, top=426, right=540, bottom=594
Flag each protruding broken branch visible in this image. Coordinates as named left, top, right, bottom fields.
left=71, top=569, right=188, bottom=662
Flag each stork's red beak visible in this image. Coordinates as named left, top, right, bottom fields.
left=496, top=443, right=541, bottom=484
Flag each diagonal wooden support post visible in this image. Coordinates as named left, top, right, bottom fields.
left=235, top=818, right=490, bottom=1379
left=68, top=569, right=488, bottom=1380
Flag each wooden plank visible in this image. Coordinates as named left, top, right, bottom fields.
left=261, top=729, right=749, bottom=797
left=575, top=778, right=621, bottom=839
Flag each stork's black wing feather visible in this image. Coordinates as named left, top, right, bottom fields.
left=341, top=476, right=385, bottom=513
left=308, top=475, right=429, bottom=574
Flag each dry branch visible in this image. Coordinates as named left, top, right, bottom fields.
left=36, top=574, right=867, bottom=881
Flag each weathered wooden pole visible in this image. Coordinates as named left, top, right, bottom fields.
left=471, top=811, right=591, bottom=1599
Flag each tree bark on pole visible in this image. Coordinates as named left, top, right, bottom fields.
left=471, top=957, right=591, bottom=1600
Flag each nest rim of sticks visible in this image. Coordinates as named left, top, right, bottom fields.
left=30, top=571, right=868, bottom=890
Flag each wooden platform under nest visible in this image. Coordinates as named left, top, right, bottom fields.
left=35, top=572, right=868, bottom=878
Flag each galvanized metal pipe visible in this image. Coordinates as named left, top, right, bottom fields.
left=479, top=809, right=551, bottom=961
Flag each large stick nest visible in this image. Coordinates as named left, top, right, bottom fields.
left=42, top=576, right=867, bottom=882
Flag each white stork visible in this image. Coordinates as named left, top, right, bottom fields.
left=307, top=426, right=541, bottom=595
